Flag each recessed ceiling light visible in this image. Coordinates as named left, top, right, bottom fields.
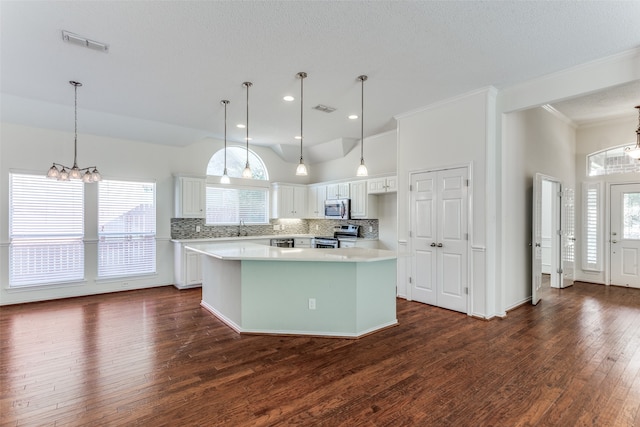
left=283, top=95, right=295, bottom=102
left=348, top=115, right=358, bottom=120
left=237, top=124, right=246, bottom=128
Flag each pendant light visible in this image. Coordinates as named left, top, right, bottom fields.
left=46, top=81, right=102, bottom=183
left=624, top=105, right=640, bottom=160
left=356, top=75, right=369, bottom=177
left=241, top=81, right=253, bottom=179
left=295, top=72, right=308, bottom=176
left=220, top=100, right=231, bottom=184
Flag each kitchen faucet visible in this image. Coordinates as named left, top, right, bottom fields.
left=238, top=219, right=245, bottom=236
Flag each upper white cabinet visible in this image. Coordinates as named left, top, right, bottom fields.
left=174, top=176, right=205, bottom=218
left=307, top=184, right=327, bottom=218
left=326, top=182, right=350, bottom=199
left=350, top=180, right=378, bottom=219
left=368, top=175, right=398, bottom=194
left=271, top=183, right=307, bottom=219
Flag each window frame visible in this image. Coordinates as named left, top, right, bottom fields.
left=205, top=179, right=270, bottom=226
left=97, top=179, right=157, bottom=279
left=8, top=172, right=85, bottom=288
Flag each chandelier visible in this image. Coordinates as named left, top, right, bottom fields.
left=46, top=81, right=102, bottom=183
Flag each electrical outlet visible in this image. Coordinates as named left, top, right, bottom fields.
left=308, top=298, right=316, bottom=310
left=315, top=224, right=319, bottom=230
left=196, top=226, right=201, bottom=232
left=369, top=226, right=373, bottom=232
left=273, top=224, right=279, bottom=231
left=281, top=224, right=285, bottom=230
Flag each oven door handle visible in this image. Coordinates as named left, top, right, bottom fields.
left=340, top=201, right=346, bottom=218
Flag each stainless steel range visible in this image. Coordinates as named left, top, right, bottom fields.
left=313, top=225, right=360, bottom=248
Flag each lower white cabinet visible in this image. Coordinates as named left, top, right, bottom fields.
left=294, top=237, right=311, bottom=248
left=174, top=242, right=202, bottom=289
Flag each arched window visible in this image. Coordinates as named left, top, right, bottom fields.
left=587, top=144, right=640, bottom=176
left=206, top=146, right=269, bottom=180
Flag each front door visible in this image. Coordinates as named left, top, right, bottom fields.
left=411, top=167, right=468, bottom=313
left=610, top=183, right=640, bottom=288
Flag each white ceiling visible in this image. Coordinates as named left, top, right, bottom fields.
left=1, top=1, right=639, bottom=163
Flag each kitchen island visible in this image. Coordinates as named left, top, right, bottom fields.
left=185, top=242, right=397, bottom=338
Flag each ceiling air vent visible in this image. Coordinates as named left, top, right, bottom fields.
left=62, top=30, right=109, bottom=53
left=313, top=104, right=336, bottom=113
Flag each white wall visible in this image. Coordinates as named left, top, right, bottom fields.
left=396, top=88, right=495, bottom=318
left=574, top=116, right=638, bottom=284
left=0, top=122, right=310, bottom=305
left=502, top=107, right=576, bottom=309
left=309, top=130, right=397, bottom=183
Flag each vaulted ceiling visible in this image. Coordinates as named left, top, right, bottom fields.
left=1, top=1, right=639, bottom=162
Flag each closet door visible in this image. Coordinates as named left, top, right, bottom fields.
left=411, top=167, right=468, bottom=313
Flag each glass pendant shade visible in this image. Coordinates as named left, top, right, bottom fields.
left=242, top=164, right=252, bottom=179
left=357, top=161, right=368, bottom=177
left=47, top=164, right=60, bottom=179
left=296, top=161, right=308, bottom=176
left=220, top=168, right=230, bottom=184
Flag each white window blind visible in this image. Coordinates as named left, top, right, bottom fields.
left=9, top=173, right=84, bottom=287
left=98, top=180, right=156, bottom=278
left=206, top=186, right=269, bottom=225
left=582, top=182, right=601, bottom=271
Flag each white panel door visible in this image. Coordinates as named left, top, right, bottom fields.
left=532, top=174, right=543, bottom=305
left=611, top=183, right=640, bottom=288
left=411, top=167, right=468, bottom=313
left=411, top=172, right=437, bottom=305
left=437, top=169, right=468, bottom=312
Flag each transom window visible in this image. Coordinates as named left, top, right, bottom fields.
left=587, top=144, right=640, bottom=176
left=206, top=146, right=269, bottom=180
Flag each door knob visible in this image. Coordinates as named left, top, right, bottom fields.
left=612, top=240, right=618, bottom=244
left=437, top=243, right=443, bottom=247
left=430, top=243, right=436, bottom=247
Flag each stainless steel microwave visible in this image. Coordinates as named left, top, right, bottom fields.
left=324, top=199, right=350, bottom=219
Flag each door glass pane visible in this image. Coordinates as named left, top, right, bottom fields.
left=623, top=192, right=640, bottom=239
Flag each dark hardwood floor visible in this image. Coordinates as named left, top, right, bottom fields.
left=2, top=282, right=640, bottom=426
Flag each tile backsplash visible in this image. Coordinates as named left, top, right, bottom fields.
left=171, top=218, right=379, bottom=240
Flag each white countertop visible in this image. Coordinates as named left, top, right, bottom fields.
left=172, top=235, right=377, bottom=243
left=184, top=242, right=396, bottom=262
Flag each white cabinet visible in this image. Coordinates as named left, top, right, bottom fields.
left=173, top=242, right=202, bottom=289
left=349, top=180, right=378, bottom=219
left=356, top=239, right=379, bottom=249
left=307, top=184, right=326, bottom=218
left=174, top=176, right=205, bottom=218
left=326, top=182, right=350, bottom=200
left=368, top=176, right=398, bottom=194
left=271, top=183, right=307, bottom=219
left=294, top=237, right=312, bottom=248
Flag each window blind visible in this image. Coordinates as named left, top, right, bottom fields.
left=98, top=180, right=156, bottom=278
left=582, top=182, right=601, bottom=271
left=206, top=186, right=268, bottom=225
left=9, top=173, right=84, bottom=287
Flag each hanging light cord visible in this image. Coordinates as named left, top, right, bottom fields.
left=244, top=82, right=252, bottom=167
left=299, top=72, right=307, bottom=162
left=72, top=82, right=79, bottom=168
left=360, top=76, right=364, bottom=163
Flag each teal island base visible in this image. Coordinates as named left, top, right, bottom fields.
left=198, top=254, right=398, bottom=338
